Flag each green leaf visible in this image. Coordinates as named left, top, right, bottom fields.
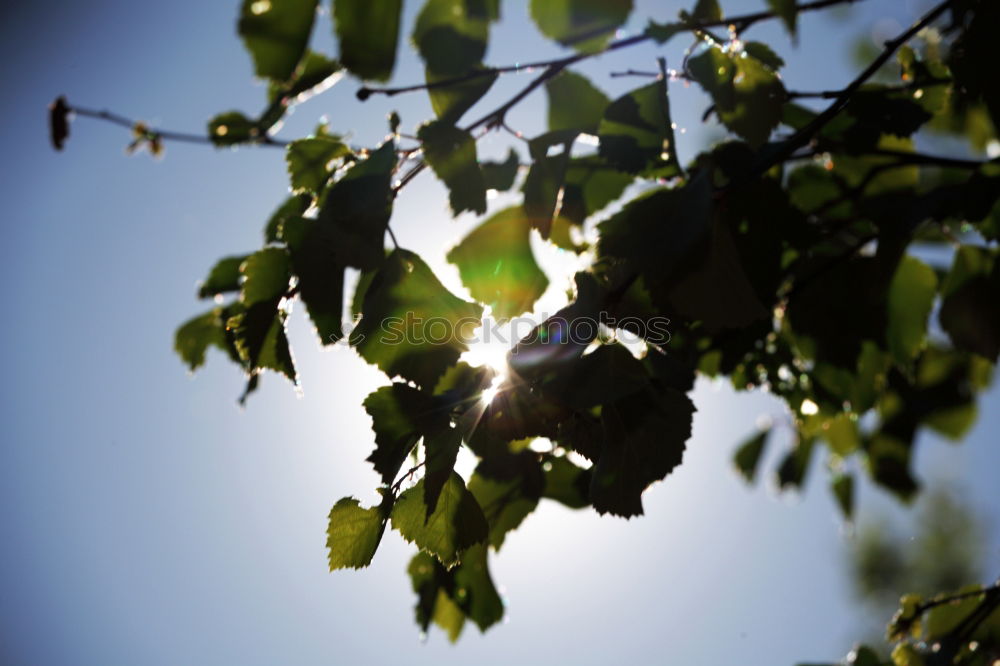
left=198, top=255, right=248, bottom=299
left=226, top=300, right=297, bottom=383
left=316, top=140, right=397, bottom=270
left=285, top=136, right=350, bottom=194
left=560, top=156, right=633, bottom=225
left=446, top=207, right=549, bottom=320
left=326, top=496, right=390, bottom=570
left=541, top=456, right=591, bottom=508
left=417, top=121, right=487, bottom=216
left=529, top=0, right=633, bottom=53
left=240, top=247, right=291, bottom=305
left=522, top=151, right=570, bottom=238
left=391, top=472, right=489, bottom=567
left=468, top=471, right=539, bottom=549
left=423, top=426, right=463, bottom=517
left=645, top=20, right=685, bottom=45
left=281, top=215, right=347, bottom=344
left=743, top=41, right=784, bottom=71
left=831, top=473, right=854, bottom=519
left=480, top=148, right=520, bottom=192
left=413, top=0, right=492, bottom=77
left=351, top=249, right=484, bottom=389
left=887, top=256, right=938, bottom=368
left=269, top=51, right=343, bottom=105
left=733, top=428, right=769, bottom=483
left=545, top=70, right=609, bottom=133
left=363, top=384, right=433, bottom=484
left=208, top=111, right=258, bottom=146
left=688, top=45, right=787, bottom=147
left=939, top=246, right=1000, bottom=361
left=766, top=0, right=797, bottom=36
left=264, top=193, right=311, bottom=242
left=690, top=0, right=722, bottom=22
left=599, top=78, right=682, bottom=177
left=591, top=388, right=694, bottom=517
left=175, top=309, right=228, bottom=371
left=427, top=65, right=498, bottom=124
left=408, top=544, right=503, bottom=638
left=333, top=0, right=402, bottom=82
left=238, top=0, right=318, bottom=82
left=776, top=437, right=816, bottom=490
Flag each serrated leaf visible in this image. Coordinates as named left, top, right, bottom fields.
left=481, top=148, right=520, bottom=192
left=418, top=120, right=487, bottom=216
left=541, top=456, right=591, bottom=508
left=391, top=473, right=488, bottom=567
left=227, top=300, right=297, bottom=384
left=208, top=111, right=258, bottom=146
left=887, top=256, right=938, bottom=368
left=446, top=207, right=549, bottom=320
left=545, top=70, right=609, bottom=133
left=351, top=249, right=484, bottom=389
left=733, top=428, right=769, bottom=482
left=326, top=496, right=390, bottom=569
left=282, top=215, right=347, bottom=344
left=264, top=193, right=311, bottom=242
left=414, top=0, right=492, bottom=77
left=598, top=78, right=681, bottom=177
left=529, top=0, right=633, bottom=53
left=363, top=384, right=434, bottom=484
left=238, top=0, right=318, bottom=82
left=317, top=140, right=397, bottom=270
left=175, top=309, right=228, bottom=371
left=198, top=255, right=248, bottom=299
left=285, top=136, right=350, bottom=194
left=333, top=0, right=401, bottom=81
left=240, top=247, right=291, bottom=305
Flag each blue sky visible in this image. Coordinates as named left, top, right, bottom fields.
left=1, top=0, right=997, bottom=664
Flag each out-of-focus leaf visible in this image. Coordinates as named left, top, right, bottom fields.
left=334, top=0, right=402, bottom=81
left=391, top=473, right=488, bottom=567
left=766, top=0, right=797, bottom=36
left=522, top=151, right=570, bottom=238
left=418, top=121, right=487, bottom=216
left=240, top=247, right=291, bottom=305
left=939, top=246, right=1000, bottom=361
left=545, top=70, right=609, bottom=133
left=733, top=427, right=769, bottom=482
left=832, top=473, right=854, bottom=519
left=598, top=78, right=682, bottom=177
left=542, top=456, right=591, bottom=508
left=887, top=256, right=938, bottom=368
left=226, top=300, right=297, bottom=384
left=468, top=471, right=539, bottom=549
left=560, top=156, right=633, bottom=225
left=690, top=0, right=722, bottom=22
left=175, top=309, right=228, bottom=371
left=481, top=148, right=520, bottom=192
left=363, top=384, right=434, bottom=484
left=49, top=96, right=70, bottom=150
left=198, top=256, right=248, bottom=299
left=447, top=207, right=549, bottom=320
left=351, top=249, right=484, bottom=389
left=282, top=215, right=347, bottom=344
left=238, top=0, right=318, bottom=82
left=427, top=66, right=498, bottom=124
left=414, top=0, right=492, bottom=76
left=264, top=193, right=311, bottom=242
left=208, top=111, right=258, bottom=146
left=529, top=0, right=633, bottom=53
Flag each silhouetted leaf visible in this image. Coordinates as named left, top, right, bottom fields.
left=560, top=156, right=633, bottom=225
left=391, top=472, right=489, bottom=567
left=238, top=0, right=317, bottom=82
left=281, top=215, right=347, bottom=344
left=468, top=470, right=539, bottom=549
left=285, top=135, right=350, bottom=194
left=317, top=140, right=397, bottom=270
left=334, top=0, right=402, bottom=81
left=545, top=70, right=609, bottom=133
left=226, top=300, right=296, bottom=383
left=939, top=246, right=1000, bottom=361
left=363, top=384, right=433, bottom=484
left=269, top=51, right=343, bottom=105
left=208, top=111, right=258, bottom=146
left=240, top=247, right=291, bottom=305
left=690, top=0, right=722, bottom=22
left=542, top=456, right=591, bottom=508
left=522, top=151, right=570, bottom=238
left=733, top=428, right=769, bottom=482
left=598, top=78, right=682, bottom=176
left=529, top=0, right=632, bottom=52
left=447, top=207, right=549, bottom=320
left=326, top=496, right=390, bottom=569
left=418, top=121, right=487, bottom=216
left=175, top=309, right=228, bottom=371
left=831, top=473, right=853, bottom=519
left=263, top=193, right=311, bottom=242
left=766, top=0, right=797, bottom=36
left=48, top=96, right=70, bottom=150
left=480, top=148, right=520, bottom=192
left=198, top=255, right=248, bottom=299
left=351, top=249, right=484, bottom=389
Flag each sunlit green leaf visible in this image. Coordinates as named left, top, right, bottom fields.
left=333, top=0, right=401, bottom=81
left=238, top=0, right=317, bottom=82
left=480, top=148, right=520, bottom=192
left=241, top=248, right=291, bottom=305
left=887, top=256, right=938, bottom=368
left=198, top=255, right=248, bottom=299
left=529, top=0, right=633, bottom=53
left=418, top=120, right=487, bottom=216
left=326, top=496, right=390, bottom=570
left=285, top=136, right=350, bottom=194
left=208, top=111, right=258, bottom=146
left=175, top=309, right=228, bottom=371
left=391, top=472, right=489, bottom=567
left=598, top=78, right=681, bottom=176
left=447, top=207, right=549, bottom=320
left=545, top=70, right=609, bottom=133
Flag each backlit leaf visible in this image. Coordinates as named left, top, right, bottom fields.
left=529, top=0, right=633, bottom=53
left=598, top=79, right=681, bottom=177
left=545, top=70, right=609, bottom=133
left=887, top=256, right=937, bottom=368
left=285, top=136, right=350, bottom=194
left=418, top=121, right=487, bottom=216
left=326, top=496, right=390, bottom=569
left=238, top=0, right=318, bottom=82
left=391, top=473, right=489, bottom=567
left=333, top=0, right=402, bottom=81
